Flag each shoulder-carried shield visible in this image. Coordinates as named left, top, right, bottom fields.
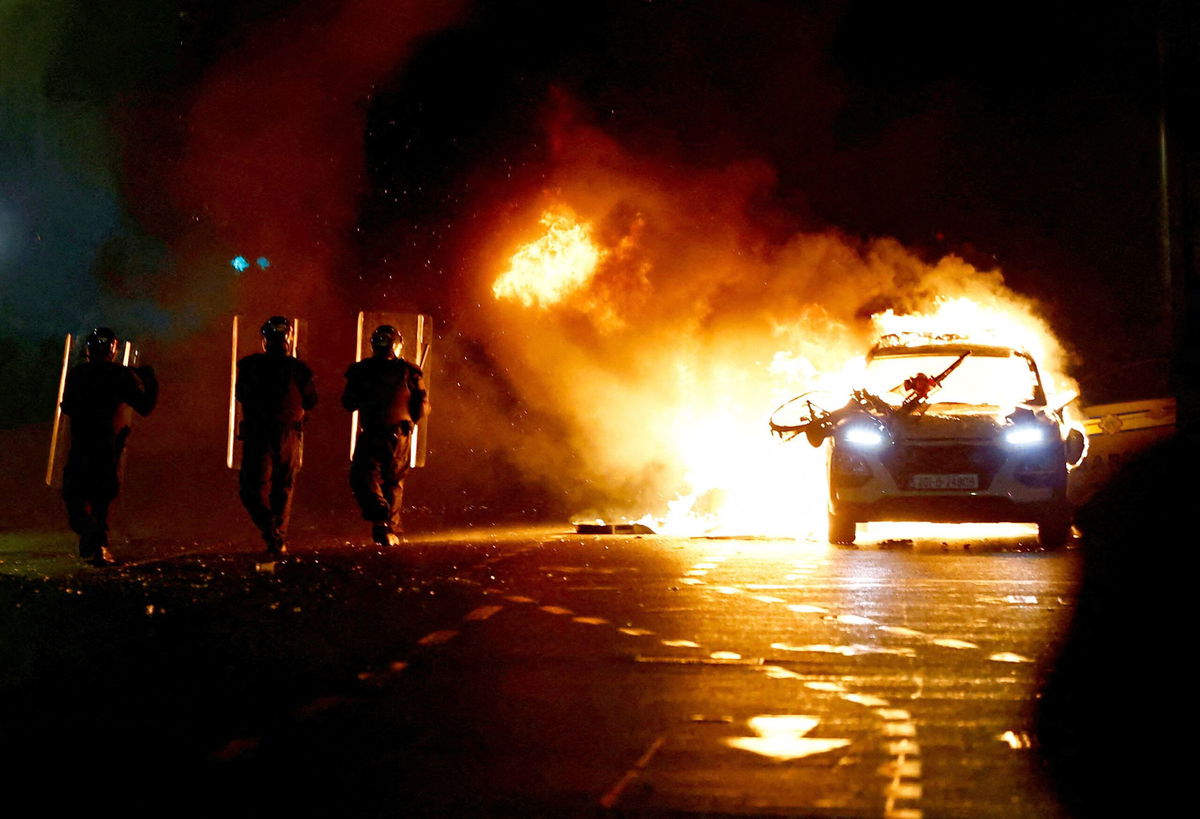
left=227, top=315, right=304, bottom=470
left=349, top=311, right=433, bottom=466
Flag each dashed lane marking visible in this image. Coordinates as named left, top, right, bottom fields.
left=211, top=737, right=261, bottom=762
left=880, top=626, right=926, bottom=638
left=989, top=651, right=1033, bottom=663
left=495, top=558, right=933, bottom=818
left=931, top=638, right=979, bottom=650
left=598, top=735, right=667, bottom=809
left=417, top=629, right=459, bottom=646
left=464, top=605, right=504, bottom=621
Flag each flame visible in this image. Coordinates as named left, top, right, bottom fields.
left=492, top=207, right=606, bottom=308
left=479, top=122, right=1080, bottom=542
left=868, top=296, right=1076, bottom=406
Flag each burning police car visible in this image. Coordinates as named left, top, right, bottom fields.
left=772, top=335, right=1086, bottom=548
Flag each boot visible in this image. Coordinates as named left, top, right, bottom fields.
left=90, top=545, right=118, bottom=567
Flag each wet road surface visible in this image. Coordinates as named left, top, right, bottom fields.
left=0, top=526, right=1076, bottom=816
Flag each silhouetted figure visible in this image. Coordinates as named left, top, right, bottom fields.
left=61, top=327, right=157, bottom=566
left=236, top=316, right=317, bottom=554
left=1037, top=433, right=1190, bottom=816
left=342, top=325, right=429, bottom=546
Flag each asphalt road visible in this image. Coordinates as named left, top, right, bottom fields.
left=0, top=525, right=1077, bottom=817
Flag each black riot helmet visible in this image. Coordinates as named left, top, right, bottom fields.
left=261, top=316, right=294, bottom=354
left=369, top=325, right=402, bottom=359
left=84, top=327, right=119, bottom=363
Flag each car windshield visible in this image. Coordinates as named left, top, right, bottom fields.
left=863, top=350, right=1042, bottom=407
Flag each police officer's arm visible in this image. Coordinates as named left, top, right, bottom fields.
left=409, top=367, right=430, bottom=422
left=126, top=365, right=158, bottom=416
left=298, top=362, right=318, bottom=411
left=60, top=368, right=82, bottom=418
left=234, top=358, right=250, bottom=405
left=340, top=365, right=362, bottom=412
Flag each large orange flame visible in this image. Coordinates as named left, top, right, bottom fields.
left=492, top=206, right=606, bottom=308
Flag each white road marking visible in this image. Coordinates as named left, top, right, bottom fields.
left=931, top=638, right=979, bottom=650
left=598, top=735, right=667, bottom=809
left=842, top=693, right=890, bottom=708
left=989, top=651, right=1033, bottom=663
left=417, top=630, right=459, bottom=646
left=879, top=626, right=926, bottom=638
left=999, top=730, right=1032, bottom=749
left=760, top=666, right=803, bottom=680
left=724, top=715, right=852, bottom=761
left=296, top=695, right=349, bottom=717
left=464, top=605, right=503, bottom=621
left=211, top=737, right=261, bottom=762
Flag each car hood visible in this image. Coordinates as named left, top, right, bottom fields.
left=891, top=404, right=1016, bottom=440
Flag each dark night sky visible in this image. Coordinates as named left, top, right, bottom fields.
left=0, top=0, right=1180, bottom=474
left=356, top=0, right=1164, bottom=347
left=2, top=3, right=1167, bottom=349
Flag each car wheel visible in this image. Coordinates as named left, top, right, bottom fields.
left=1037, top=514, right=1071, bottom=550
left=828, top=511, right=856, bottom=545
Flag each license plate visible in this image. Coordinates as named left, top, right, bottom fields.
left=910, top=473, right=978, bottom=490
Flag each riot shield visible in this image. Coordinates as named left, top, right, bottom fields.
left=349, top=311, right=433, bottom=467
left=226, top=315, right=304, bottom=470
left=46, top=335, right=140, bottom=488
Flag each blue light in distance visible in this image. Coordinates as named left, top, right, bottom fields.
left=256, top=257, right=270, bottom=269
left=231, top=256, right=249, bottom=272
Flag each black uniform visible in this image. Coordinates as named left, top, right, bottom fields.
left=342, top=357, right=428, bottom=536
left=61, top=360, right=158, bottom=556
left=235, top=350, right=317, bottom=551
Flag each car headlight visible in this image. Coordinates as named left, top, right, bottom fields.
left=843, top=425, right=886, bottom=448
left=1004, top=425, right=1046, bottom=446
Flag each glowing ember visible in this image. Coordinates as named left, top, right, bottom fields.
left=492, top=207, right=606, bottom=308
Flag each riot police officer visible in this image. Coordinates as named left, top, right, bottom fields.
left=342, top=325, right=429, bottom=546
left=61, top=327, right=158, bottom=566
left=235, top=316, right=317, bottom=554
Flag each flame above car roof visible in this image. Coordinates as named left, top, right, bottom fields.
left=869, top=333, right=1028, bottom=360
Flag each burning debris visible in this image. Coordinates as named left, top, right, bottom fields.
left=574, top=522, right=656, bottom=535
left=769, top=348, right=973, bottom=447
